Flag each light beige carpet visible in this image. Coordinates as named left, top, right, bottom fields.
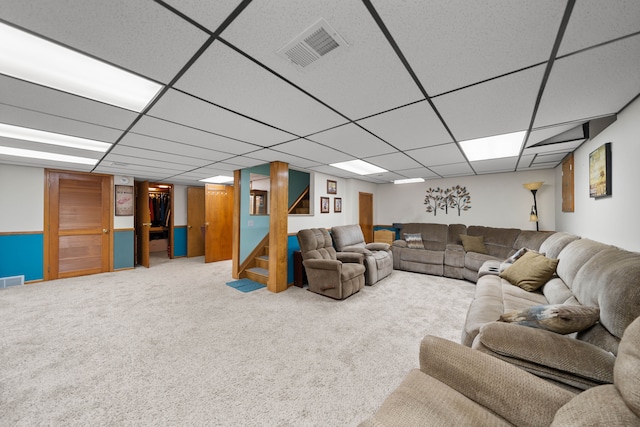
left=0, top=255, right=475, bottom=426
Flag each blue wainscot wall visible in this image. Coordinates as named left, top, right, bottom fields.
left=0, top=233, right=44, bottom=282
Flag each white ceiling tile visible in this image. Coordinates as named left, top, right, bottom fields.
left=357, top=101, right=452, bottom=150
left=535, top=35, right=640, bottom=127
left=559, top=0, right=640, bottom=55
left=0, top=135, right=105, bottom=160
left=430, top=162, right=475, bottom=177
left=433, top=65, right=545, bottom=141
left=363, top=152, right=422, bottom=171
left=307, top=165, right=357, bottom=178
left=395, top=167, right=440, bottom=179
left=0, top=104, right=122, bottom=143
left=221, top=0, right=423, bottom=118
left=372, top=0, right=566, bottom=94
left=532, top=152, right=568, bottom=164
left=109, top=144, right=214, bottom=167
left=308, top=124, right=395, bottom=158
left=247, top=149, right=322, bottom=169
left=0, top=75, right=138, bottom=130
left=406, top=143, right=466, bottom=167
left=175, top=42, right=347, bottom=135
left=129, top=116, right=257, bottom=155
left=524, top=140, right=584, bottom=156
left=273, top=139, right=356, bottom=166
left=0, top=0, right=209, bottom=83
left=147, top=89, right=294, bottom=146
left=0, top=156, right=93, bottom=172
left=102, top=153, right=187, bottom=172
left=527, top=123, right=584, bottom=147
left=516, top=154, right=537, bottom=170
left=118, top=132, right=234, bottom=162
left=470, top=157, right=518, bottom=173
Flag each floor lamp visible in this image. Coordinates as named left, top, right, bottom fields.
left=523, top=182, right=543, bottom=231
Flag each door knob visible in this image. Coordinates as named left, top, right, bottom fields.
left=188, top=225, right=192, bottom=229
left=102, top=228, right=110, bottom=234
left=204, top=222, right=210, bottom=227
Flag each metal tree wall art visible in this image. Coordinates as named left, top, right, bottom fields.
left=424, top=185, right=471, bottom=216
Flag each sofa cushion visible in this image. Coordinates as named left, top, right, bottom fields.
left=499, top=304, right=600, bottom=335
left=504, top=247, right=529, bottom=264
left=499, top=251, right=559, bottom=292
left=460, top=234, right=488, bottom=254
left=404, top=233, right=425, bottom=249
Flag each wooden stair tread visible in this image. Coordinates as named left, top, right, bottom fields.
left=247, top=267, right=268, bottom=276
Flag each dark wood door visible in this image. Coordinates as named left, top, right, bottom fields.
left=359, top=192, right=374, bottom=243
left=187, top=187, right=205, bottom=257
left=562, top=153, right=575, bottom=212
left=205, top=184, right=234, bottom=262
left=135, top=181, right=150, bottom=268
left=46, top=170, right=112, bottom=279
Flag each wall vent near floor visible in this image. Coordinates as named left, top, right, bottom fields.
left=277, top=18, right=348, bottom=68
left=1, top=275, right=24, bottom=288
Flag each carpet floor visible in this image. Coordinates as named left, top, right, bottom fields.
left=0, top=255, right=475, bottom=426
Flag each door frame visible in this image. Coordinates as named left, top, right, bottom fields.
left=44, top=169, right=113, bottom=281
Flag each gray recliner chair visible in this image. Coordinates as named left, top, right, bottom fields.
left=297, top=228, right=366, bottom=300
left=331, top=224, right=393, bottom=286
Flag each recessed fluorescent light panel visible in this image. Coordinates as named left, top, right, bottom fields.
left=199, top=176, right=234, bottom=184
left=0, top=146, right=98, bottom=165
left=0, top=123, right=111, bottom=152
left=330, top=159, right=387, bottom=175
left=459, top=131, right=526, bottom=161
left=0, top=23, right=162, bottom=112
left=394, top=178, right=424, bottom=184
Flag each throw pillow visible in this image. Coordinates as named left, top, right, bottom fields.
left=499, top=304, right=600, bottom=334
left=499, top=251, right=559, bottom=292
left=459, top=234, right=488, bottom=254
left=404, top=233, right=424, bottom=249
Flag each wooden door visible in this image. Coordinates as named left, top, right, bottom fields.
left=204, top=184, right=234, bottom=262
left=45, top=170, right=112, bottom=279
left=359, top=192, right=374, bottom=243
left=187, top=187, right=205, bottom=257
left=135, top=181, right=150, bottom=268
left=562, top=153, right=575, bottom=212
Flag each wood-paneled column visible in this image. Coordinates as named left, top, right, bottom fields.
left=268, top=161, right=288, bottom=293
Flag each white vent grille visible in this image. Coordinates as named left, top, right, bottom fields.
left=1, top=275, right=24, bottom=288
left=277, top=18, right=348, bottom=68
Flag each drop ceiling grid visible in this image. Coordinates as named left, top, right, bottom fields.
left=174, top=42, right=347, bottom=136
left=524, top=140, right=583, bottom=156
left=406, top=143, right=466, bottom=167
left=0, top=76, right=138, bottom=131
left=432, top=65, right=546, bottom=141
left=162, top=0, right=244, bottom=34
left=557, top=0, right=640, bottom=56
left=361, top=152, right=423, bottom=172
left=219, top=0, right=424, bottom=119
left=370, top=0, right=566, bottom=95
left=0, top=136, right=104, bottom=160
left=356, top=101, right=452, bottom=151
left=394, top=167, right=440, bottom=179
left=244, top=149, right=323, bottom=169
left=429, top=162, right=475, bottom=177
left=272, top=139, right=353, bottom=165
left=0, top=155, right=94, bottom=172
left=146, top=89, right=295, bottom=146
left=102, top=153, right=197, bottom=173
left=128, top=116, right=258, bottom=156
left=534, top=35, right=640, bottom=128
left=527, top=122, right=583, bottom=146
left=0, top=0, right=209, bottom=84
left=108, top=143, right=223, bottom=167
left=307, top=123, right=396, bottom=158
left=0, top=104, right=123, bottom=143
left=470, top=157, right=518, bottom=173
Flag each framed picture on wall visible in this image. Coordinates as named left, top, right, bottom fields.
left=320, top=197, right=330, bottom=213
left=115, top=185, right=134, bottom=216
left=589, top=142, right=612, bottom=198
left=327, top=180, right=337, bottom=194
left=334, top=197, right=342, bottom=213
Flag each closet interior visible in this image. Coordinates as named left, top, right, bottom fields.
left=148, top=184, right=173, bottom=256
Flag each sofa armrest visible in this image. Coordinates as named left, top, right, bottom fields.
left=336, top=252, right=364, bottom=264
left=366, top=242, right=390, bottom=251
left=473, top=322, right=616, bottom=390
left=391, top=239, right=407, bottom=248
left=303, top=259, right=341, bottom=271
left=419, top=335, right=575, bottom=427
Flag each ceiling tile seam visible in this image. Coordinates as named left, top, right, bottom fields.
left=361, top=0, right=473, bottom=177
left=109, top=147, right=231, bottom=166
left=354, top=99, right=427, bottom=122
left=514, top=0, right=576, bottom=171
left=429, top=61, right=547, bottom=99
left=0, top=101, right=130, bottom=136
left=556, top=29, right=640, bottom=62
left=171, top=87, right=300, bottom=141
left=217, top=37, right=355, bottom=123
left=92, top=0, right=254, bottom=173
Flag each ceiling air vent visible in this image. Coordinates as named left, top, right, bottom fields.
left=277, top=18, right=348, bottom=68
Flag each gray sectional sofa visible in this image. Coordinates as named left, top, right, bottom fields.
left=391, top=223, right=554, bottom=282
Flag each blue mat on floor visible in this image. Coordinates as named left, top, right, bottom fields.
left=226, top=279, right=266, bottom=293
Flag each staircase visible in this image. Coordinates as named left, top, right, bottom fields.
left=244, top=245, right=269, bottom=285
